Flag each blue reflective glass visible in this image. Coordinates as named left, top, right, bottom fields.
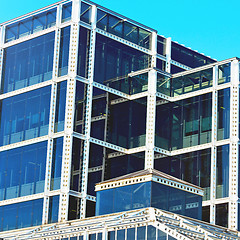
left=127, top=228, right=135, bottom=239
left=137, top=226, right=146, bottom=240
left=0, top=141, right=47, bottom=201
left=48, top=195, right=59, bottom=223
left=0, top=86, right=51, bottom=146
left=217, top=88, right=230, bottom=140
left=80, top=2, right=91, bottom=24
left=1, top=198, right=43, bottom=231
left=62, top=2, right=72, bottom=22
left=216, top=145, right=229, bottom=199
left=108, top=231, right=115, bottom=240
left=218, top=63, right=231, bottom=84
left=77, top=27, right=90, bottom=78
left=2, top=32, right=55, bottom=93
left=55, top=81, right=67, bottom=132
left=51, top=137, right=63, bottom=190
left=89, top=233, right=96, bottom=240
left=5, top=9, right=56, bottom=43
left=117, top=229, right=125, bottom=239
left=58, top=26, right=70, bottom=76
left=157, top=230, right=167, bottom=240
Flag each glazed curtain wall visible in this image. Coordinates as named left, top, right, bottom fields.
left=2, top=32, right=55, bottom=94
left=0, top=86, right=51, bottom=146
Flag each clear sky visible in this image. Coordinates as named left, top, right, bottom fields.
left=0, top=0, right=239, bottom=61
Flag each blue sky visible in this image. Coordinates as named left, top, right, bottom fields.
left=0, top=0, right=239, bottom=61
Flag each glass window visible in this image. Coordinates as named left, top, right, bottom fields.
left=127, top=228, right=135, bottom=240
left=215, top=203, right=228, bottom=228
left=157, top=73, right=171, bottom=96
left=117, top=229, right=125, bottom=240
left=202, top=206, right=210, bottom=223
left=108, top=98, right=146, bottom=148
left=77, top=27, right=90, bottom=78
left=62, top=2, right=72, bottom=22
left=70, top=138, right=83, bottom=192
left=74, top=81, right=85, bottom=134
left=156, top=59, right=166, bottom=72
left=157, top=36, right=166, bottom=56
left=68, top=196, right=81, bottom=220
left=89, top=143, right=104, bottom=168
left=217, top=88, right=230, bottom=140
left=48, top=195, right=59, bottom=223
left=171, top=65, right=186, bottom=74
left=154, top=148, right=211, bottom=201
left=55, top=81, right=67, bottom=132
left=5, top=8, right=56, bottom=43
left=94, top=34, right=150, bottom=93
left=171, top=42, right=216, bottom=68
left=157, top=229, right=167, bottom=240
left=172, top=68, right=213, bottom=97
left=0, top=86, right=51, bottom=146
left=1, top=198, right=43, bottom=232
left=51, top=137, right=63, bottom=190
left=216, top=145, right=229, bottom=198
left=155, top=93, right=212, bottom=151
left=96, top=9, right=151, bottom=49
left=81, top=2, right=91, bottom=24
left=86, top=200, right=96, bottom=217
left=137, top=226, right=146, bottom=240
left=87, top=170, right=102, bottom=196
left=108, top=231, right=115, bottom=240
left=105, top=152, right=144, bottom=180
left=2, top=32, right=55, bottom=93
left=218, top=63, right=230, bottom=84
left=58, top=26, right=71, bottom=76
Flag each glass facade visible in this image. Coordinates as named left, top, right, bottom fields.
left=0, top=0, right=237, bottom=234
left=2, top=32, right=55, bottom=93
left=0, top=141, right=47, bottom=200
left=0, top=198, right=43, bottom=231
left=0, top=86, right=51, bottom=146
left=96, top=181, right=202, bottom=220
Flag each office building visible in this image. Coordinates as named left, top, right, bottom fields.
left=0, top=0, right=239, bottom=239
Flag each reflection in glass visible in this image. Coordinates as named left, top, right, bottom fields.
left=51, top=138, right=63, bottom=190
left=217, top=88, right=230, bottom=140
left=0, top=141, right=47, bottom=201
left=58, top=26, right=71, bottom=76
left=96, top=10, right=150, bottom=49
left=94, top=34, right=150, bottom=93
left=0, top=86, right=51, bottom=146
left=105, top=152, right=144, bottom=180
left=0, top=198, right=43, bottom=232
left=77, top=27, right=90, bottom=78
left=155, top=148, right=211, bottom=201
left=172, top=68, right=213, bottom=96
left=55, top=81, right=67, bottom=132
left=216, top=203, right=228, bottom=228
left=5, top=8, right=56, bottom=42
left=48, top=195, right=59, bottom=223
left=171, top=42, right=216, bottom=68
left=62, top=2, right=72, bottom=22
left=155, top=93, right=212, bottom=150
left=81, top=2, right=91, bottom=24
left=216, top=145, right=229, bottom=198
left=218, top=63, right=230, bottom=84
left=2, top=32, right=55, bottom=93
left=108, top=98, right=146, bottom=148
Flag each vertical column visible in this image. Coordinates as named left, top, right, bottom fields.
left=80, top=4, right=97, bottom=219
left=42, top=5, right=62, bottom=224
left=145, top=31, right=157, bottom=169
left=228, top=60, right=239, bottom=230
left=58, top=0, right=80, bottom=222
left=165, top=37, right=171, bottom=73
left=210, top=65, right=218, bottom=225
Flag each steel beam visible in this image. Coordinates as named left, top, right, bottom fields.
left=80, top=4, right=97, bottom=219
